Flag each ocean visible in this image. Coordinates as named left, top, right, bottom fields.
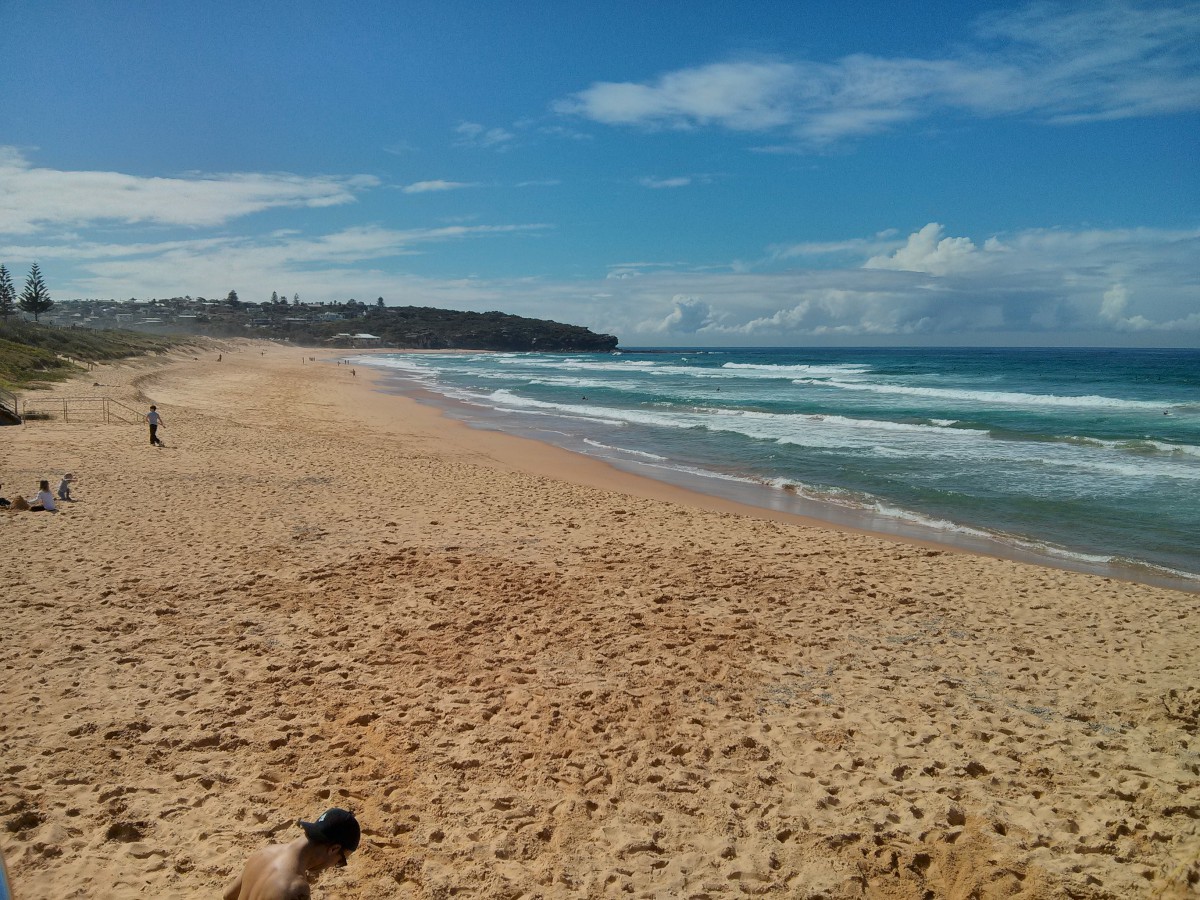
left=353, top=347, right=1200, bottom=590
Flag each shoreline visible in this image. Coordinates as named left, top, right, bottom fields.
left=357, top=354, right=1200, bottom=594
left=3, top=341, right=1198, bottom=899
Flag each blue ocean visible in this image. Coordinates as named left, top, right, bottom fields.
left=356, top=347, right=1200, bottom=589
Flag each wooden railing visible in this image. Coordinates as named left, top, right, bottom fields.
left=0, top=388, right=18, bottom=424
left=18, top=397, right=144, bottom=425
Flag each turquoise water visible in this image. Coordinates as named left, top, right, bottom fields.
left=356, top=347, right=1200, bottom=588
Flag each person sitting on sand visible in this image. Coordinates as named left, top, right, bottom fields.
left=29, top=480, right=56, bottom=512
left=223, top=807, right=360, bottom=900
left=57, top=473, right=76, bottom=501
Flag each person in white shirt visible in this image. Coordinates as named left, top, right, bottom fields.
left=146, top=405, right=165, bottom=446
left=29, top=480, right=56, bottom=512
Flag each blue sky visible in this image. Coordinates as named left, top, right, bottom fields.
left=2, top=0, right=1198, bottom=346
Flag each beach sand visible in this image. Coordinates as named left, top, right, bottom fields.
left=2, top=341, right=1197, bottom=899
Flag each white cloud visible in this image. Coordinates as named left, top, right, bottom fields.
left=642, top=295, right=713, bottom=334
left=382, top=140, right=419, bottom=156
left=638, top=176, right=692, bottom=189
left=454, top=121, right=516, bottom=149
left=1099, top=283, right=1155, bottom=330
left=575, top=224, right=1200, bottom=343
left=605, top=260, right=684, bottom=279
left=0, top=147, right=379, bottom=235
left=537, top=123, right=594, bottom=142
left=1, top=222, right=550, bottom=302
left=7, top=180, right=1197, bottom=345
left=770, top=234, right=897, bottom=262
left=557, top=62, right=801, bottom=131
left=972, top=1, right=1200, bottom=122
left=864, top=223, right=980, bottom=275
left=1100, top=283, right=1129, bottom=321
left=556, top=1, right=1200, bottom=144
left=401, top=180, right=478, bottom=194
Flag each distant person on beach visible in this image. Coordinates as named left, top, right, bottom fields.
left=223, top=808, right=360, bottom=900
left=146, top=405, right=165, bottom=446
left=29, top=480, right=56, bottom=512
left=56, top=473, right=76, bottom=501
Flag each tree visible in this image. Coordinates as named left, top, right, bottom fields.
left=0, top=264, right=14, bottom=321
left=227, top=290, right=240, bottom=308
left=270, top=291, right=279, bottom=305
left=18, top=262, right=53, bottom=322
left=376, top=296, right=385, bottom=308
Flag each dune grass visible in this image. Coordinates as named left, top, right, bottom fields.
left=0, top=321, right=192, bottom=391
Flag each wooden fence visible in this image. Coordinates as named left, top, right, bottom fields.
left=18, top=397, right=144, bottom=425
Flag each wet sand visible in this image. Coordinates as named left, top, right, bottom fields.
left=1, top=341, right=1197, bottom=898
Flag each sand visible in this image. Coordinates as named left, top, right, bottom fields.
left=1, top=341, right=1197, bottom=899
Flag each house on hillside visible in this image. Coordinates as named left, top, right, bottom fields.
left=330, top=333, right=382, bottom=347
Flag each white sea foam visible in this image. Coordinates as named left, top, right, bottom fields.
left=1111, top=438, right=1200, bottom=459
left=355, top=355, right=432, bottom=374
left=796, top=377, right=1176, bottom=410
left=497, top=357, right=658, bottom=372
left=522, top=376, right=647, bottom=392
left=723, top=362, right=872, bottom=378
left=1034, top=455, right=1200, bottom=481
left=582, top=439, right=668, bottom=460
left=479, top=390, right=1200, bottom=481
left=761, top=475, right=1182, bottom=573
left=366, top=361, right=1197, bottom=473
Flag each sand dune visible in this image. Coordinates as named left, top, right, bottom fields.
left=1, top=342, right=1197, bottom=898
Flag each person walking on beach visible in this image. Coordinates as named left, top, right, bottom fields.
left=146, top=405, right=165, bottom=446
left=223, top=808, right=360, bottom=900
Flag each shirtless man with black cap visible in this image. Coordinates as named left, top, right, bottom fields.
left=223, top=808, right=360, bottom=900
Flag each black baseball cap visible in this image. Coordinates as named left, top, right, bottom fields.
left=298, top=808, right=360, bottom=852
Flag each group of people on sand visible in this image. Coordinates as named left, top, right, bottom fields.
left=3, top=405, right=161, bottom=515
left=0, top=473, right=76, bottom=512
left=3, top=404, right=162, bottom=515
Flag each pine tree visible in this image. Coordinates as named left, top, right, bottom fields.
left=0, top=265, right=15, bottom=321
left=18, top=262, right=53, bottom=322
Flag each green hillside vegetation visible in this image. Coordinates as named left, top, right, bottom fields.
left=0, top=321, right=187, bottom=391
left=48, top=298, right=619, bottom=352
left=277, top=305, right=619, bottom=351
